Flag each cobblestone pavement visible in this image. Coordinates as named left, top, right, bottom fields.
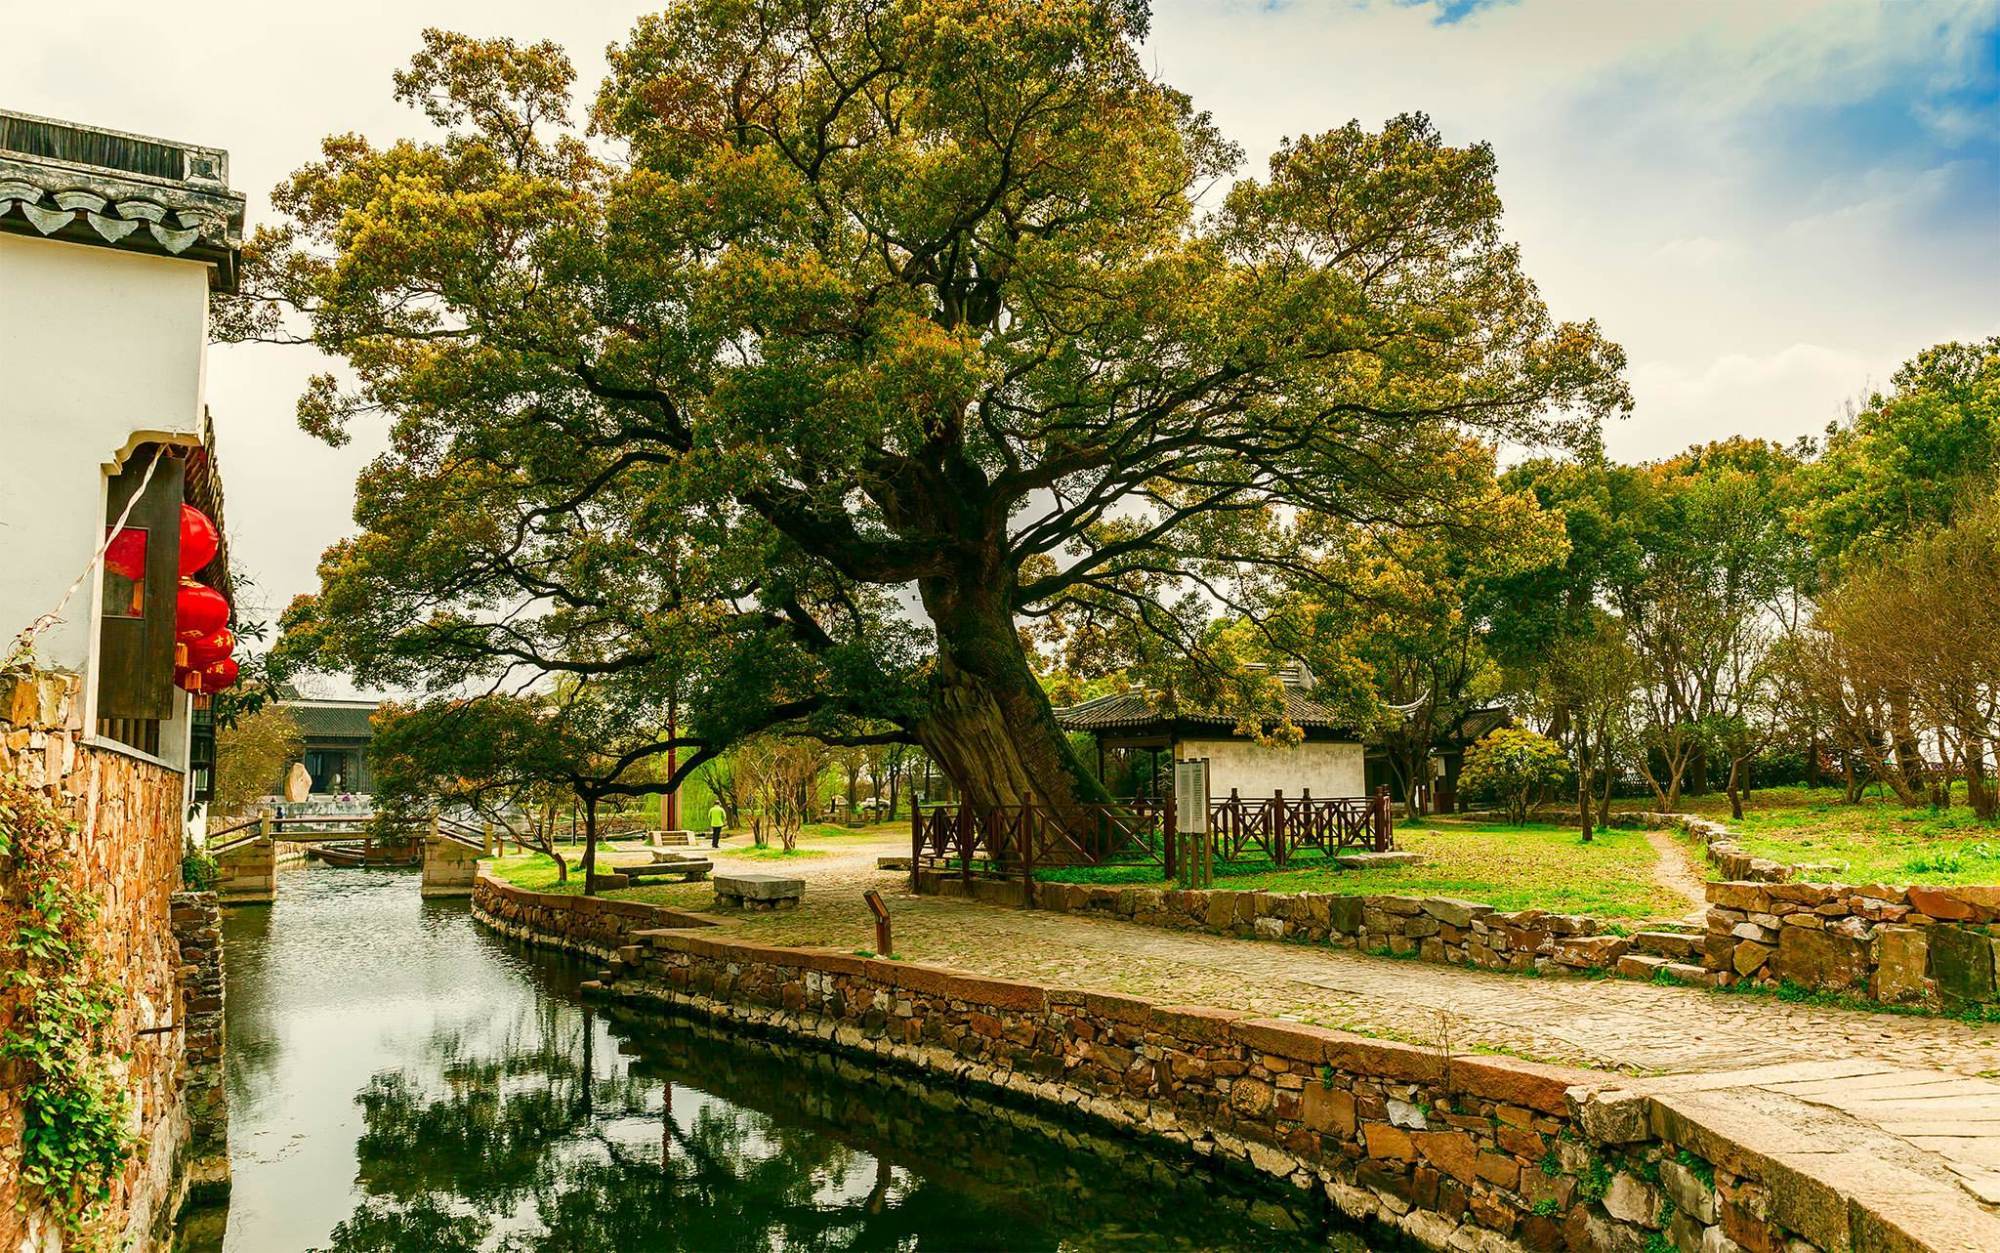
left=695, top=831, right=2000, bottom=1079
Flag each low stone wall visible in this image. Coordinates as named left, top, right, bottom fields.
left=581, top=926, right=1969, bottom=1252
left=470, top=867, right=712, bottom=961
left=1703, top=879, right=2000, bottom=1008
left=1621, top=811, right=1802, bottom=883
left=922, top=872, right=1634, bottom=976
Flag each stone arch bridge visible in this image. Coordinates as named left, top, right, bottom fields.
left=209, top=813, right=493, bottom=904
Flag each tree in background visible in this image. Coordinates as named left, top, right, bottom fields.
left=738, top=738, right=827, bottom=852
left=211, top=704, right=303, bottom=819
left=232, top=5, right=1625, bottom=832
left=1458, top=728, right=1568, bottom=825
left=1537, top=612, right=1637, bottom=838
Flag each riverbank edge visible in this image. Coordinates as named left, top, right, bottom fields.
left=471, top=868, right=1987, bottom=1252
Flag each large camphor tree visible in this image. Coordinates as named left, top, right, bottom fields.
left=240, top=0, right=1626, bottom=831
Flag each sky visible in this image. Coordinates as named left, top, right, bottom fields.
left=10, top=0, right=1999, bottom=635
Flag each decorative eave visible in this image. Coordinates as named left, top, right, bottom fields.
left=0, top=110, right=245, bottom=292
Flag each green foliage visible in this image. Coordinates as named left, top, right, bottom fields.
left=0, top=774, right=136, bottom=1238
left=1532, top=1198, right=1560, bottom=1218
left=1577, top=1159, right=1612, bottom=1202
left=239, top=4, right=1623, bottom=819
left=1675, top=1149, right=1715, bottom=1188
left=1539, top=1148, right=1562, bottom=1177
left=1459, top=728, right=1570, bottom=824
left=211, top=701, right=303, bottom=818
left=181, top=844, right=220, bottom=892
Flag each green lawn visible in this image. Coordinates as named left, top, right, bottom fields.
left=1694, top=794, right=2000, bottom=886
left=1037, top=822, right=1691, bottom=920
left=486, top=850, right=716, bottom=908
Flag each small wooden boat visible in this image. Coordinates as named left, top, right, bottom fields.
left=306, top=841, right=420, bottom=868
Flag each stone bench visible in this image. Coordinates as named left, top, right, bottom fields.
left=713, top=872, right=805, bottom=911
left=622, top=856, right=712, bottom=882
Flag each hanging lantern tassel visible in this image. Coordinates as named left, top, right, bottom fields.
left=178, top=505, right=219, bottom=577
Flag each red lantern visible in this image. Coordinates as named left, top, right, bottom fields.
left=174, top=666, right=200, bottom=693
left=184, top=628, right=235, bottom=669
left=178, top=505, right=219, bottom=577
left=175, top=579, right=228, bottom=641
left=201, top=657, right=240, bottom=691
left=104, top=528, right=148, bottom=582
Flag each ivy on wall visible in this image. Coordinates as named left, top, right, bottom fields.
left=0, top=772, right=135, bottom=1243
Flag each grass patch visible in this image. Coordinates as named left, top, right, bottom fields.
left=1036, top=822, right=1689, bottom=919
left=1722, top=800, right=2000, bottom=886
left=727, top=845, right=828, bottom=861
left=485, top=850, right=712, bottom=910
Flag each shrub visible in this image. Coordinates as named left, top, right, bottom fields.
left=1459, top=727, right=1569, bottom=824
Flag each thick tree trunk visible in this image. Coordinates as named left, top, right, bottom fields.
left=1576, top=738, right=1594, bottom=843
left=1726, top=758, right=1745, bottom=821
left=914, top=580, right=1112, bottom=852
left=580, top=794, right=601, bottom=896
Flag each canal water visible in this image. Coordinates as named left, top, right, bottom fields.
left=179, top=864, right=1374, bottom=1251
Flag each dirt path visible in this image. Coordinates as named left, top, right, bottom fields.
left=1642, top=826, right=1711, bottom=915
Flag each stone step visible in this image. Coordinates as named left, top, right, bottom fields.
left=1616, top=953, right=1672, bottom=980
left=1630, top=930, right=1703, bottom=960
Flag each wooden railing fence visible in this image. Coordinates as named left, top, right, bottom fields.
left=910, top=786, right=1393, bottom=893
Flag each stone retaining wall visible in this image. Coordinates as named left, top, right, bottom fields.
left=470, top=868, right=712, bottom=961
left=171, top=890, right=229, bottom=1206
left=1, top=671, right=214, bottom=1250
left=922, top=872, right=1634, bottom=976
left=1702, top=879, right=1999, bottom=1008
left=582, top=922, right=1955, bottom=1251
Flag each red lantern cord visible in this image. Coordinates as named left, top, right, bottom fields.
left=179, top=505, right=219, bottom=577
left=175, top=579, right=229, bottom=641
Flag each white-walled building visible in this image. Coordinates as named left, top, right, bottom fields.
left=1056, top=662, right=1369, bottom=801
left=0, top=108, right=244, bottom=804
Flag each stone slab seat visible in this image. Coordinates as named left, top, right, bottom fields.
left=713, top=872, right=805, bottom=911
left=622, top=859, right=712, bottom=882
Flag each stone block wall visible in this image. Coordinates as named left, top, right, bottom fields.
left=1703, top=879, right=2000, bottom=1007
left=171, top=890, right=228, bottom=1205
left=419, top=835, right=481, bottom=898
left=470, top=868, right=712, bottom=961
left=2, top=671, right=217, bottom=1250
left=214, top=835, right=275, bottom=904
left=924, top=873, right=1635, bottom=976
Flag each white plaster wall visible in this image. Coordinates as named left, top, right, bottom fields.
left=1173, top=736, right=1367, bottom=800
left=0, top=232, right=210, bottom=679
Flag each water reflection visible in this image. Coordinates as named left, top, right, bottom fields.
left=185, top=865, right=1374, bottom=1251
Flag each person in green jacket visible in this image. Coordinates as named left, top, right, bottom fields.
left=707, top=803, right=727, bottom=848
